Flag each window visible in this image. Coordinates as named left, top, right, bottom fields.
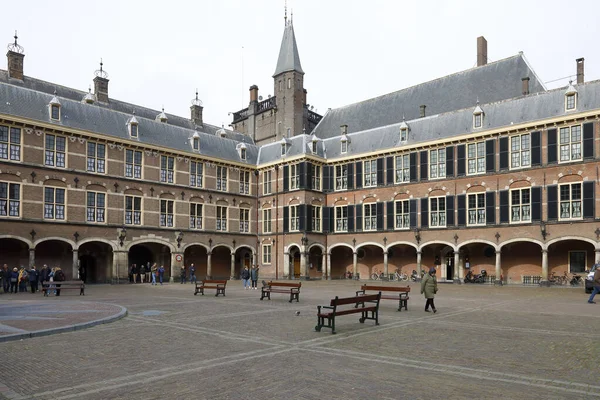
left=467, top=193, right=486, bottom=226
left=312, top=206, right=322, bottom=232
left=341, top=140, right=348, bottom=154
left=125, top=150, right=142, bottom=179
left=44, top=187, right=65, bottom=220
left=190, top=161, right=203, bottom=187
left=311, top=165, right=321, bottom=190
left=395, top=200, right=410, bottom=229
left=263, top=170, right=272, bottom=195
left=193, top=137, right=199, bottom=150
left=287, top=78, right=291, bottom=89
left=87, top=142, right=106, bottom=174
left=263, top=244, right=272, bottom=265
left=125, top=196, right=142, bottom=225
left=0, top=182, right=20, bottom=217
left=290, top=164, right=299, bottom=190
left=290, top=205, right=299, bottom=232
left=287, top=128, right=291, bottom=138
left=311, top=141, right=317, bottom=154
left=216, top=206, right=227, bottom=231
left=363, top=160, right=377, bottom=187
left=559, top=125, right=582, bottom=162
left=363, top=203, right=377, bottom=231
left=45, top=134, right=66, bottom=168
left=510, top=134, right=531, bottom=169
left=263, top=208, right=272, bottom=233
left=400, top=128, right=408, bottom=142
left=51, top=105, right=60, bottom=120
left=335, top=165, right=348, bottom=190
left=281, top=143, right=286, bottom=156
left=240, top=148, right=246, bottom=160
left=569, top=251, right=586, bottom=273
left=467, top=142, right=485, bottom=175
left=279, top=80, right=283, bottom=91
left=429, top=149, right=446, bottom=179
left=566, top=94, right=576, bottom=111
left=190, top=203, right=203, bottom=229
left=129, top=123, right=138, bottom=138
left=0, top=126, right=21, bottom=161
left=160, top=156, right=175, bottom=183
left=395, top=154, right=410, bottom=183
left=430, top=197, right=446, bottom=228
left=160, top=199, right=174, bottom=227
left=474, top=113, right=482, bottom=128
left=86, top=192, right=105, bottom=223
left=335, top=206, right=348, bottom=232
left=216, top=166, right=228, bottom=191
left=239, top=171, right=250, bottom=194
left=559, top=183, right=582, bottom=220
left=510, top=188, right=531, bottom=223
left=239, top=208, right=250, bottom=233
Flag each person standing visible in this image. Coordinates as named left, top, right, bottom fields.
left=250, top=265, right=259, bottom=290
left=189, top=264, right=196, bottom=284
left=150, top=263, right=157, bottom=286
left=158, top=265, right=165, bottom=285
left=128, top=264, right=134, bottom=284
left=587, top=264, right=600, bottom=303
left=29, top=266, right=39, bottom=294
left=9, top=267, right=19, bottom=294
left=420, top=267, right=438, bottom=313
left=241, top=266, right=251, bottom=290
left=2, top=265, right=9, bottom=293
left=54, top=267, right=66, bottom=296
left=39, top=265, right=49, bottom=290
left=140, top=264, right=146, bottom=284
left=18, top=267, right=28, bottom=293
left=180, top=265, right=186, bottom=284
left=47, top=268, right=55, bottom=295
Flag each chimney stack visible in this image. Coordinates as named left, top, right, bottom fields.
left=477, top=36, right=487, bottom=67
left=420, top=105, right=426, bottom=118
left=6, top=32, right=24, bottom=80
left=521, top=77, right=530, bottom=95
left=93, top=60, right=109, bottom=103
left=249, top=85, right=259, bottom=102
left=190, top=90, right=203, bottom=126
left=576, top=58, right=585, bottom=84
left=340, top=124, right=348, bottom=135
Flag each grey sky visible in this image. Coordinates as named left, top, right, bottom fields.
left=4, top=0, right=599, bottom=131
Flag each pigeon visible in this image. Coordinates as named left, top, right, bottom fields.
left=295, top=311, right=300, bottom=316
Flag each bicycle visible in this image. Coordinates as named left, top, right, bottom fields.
left=370, top=269, right=389, bottom=281
left=393, top=269, right=409, bottom=282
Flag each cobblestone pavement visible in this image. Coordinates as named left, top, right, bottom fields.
left=0, top=281, right=598, bottom=399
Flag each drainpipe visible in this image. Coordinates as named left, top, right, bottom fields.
left=275, top=165, right=280, bottom=279
left=254, top=170, right=259, bottom=268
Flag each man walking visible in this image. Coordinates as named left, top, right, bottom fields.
left=189, top=264, right=196, bottom=284
left=588, top=264, right=600, bottom=304
left=180, top=265, right=186, bottom=284
left=29, top=265, right=40, bottom=294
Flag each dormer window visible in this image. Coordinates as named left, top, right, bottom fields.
left=312, top=140, right=317, bottom=154
left=473, top=104, right=484, bottom=129
left=281, top=143, right=286, bottom=156
left=340, top=137, right=348, bottom=154
left=49, top=94, right=61, bottom=121
left=127, top=114, right=139, bottom=138
left=193, top=137, right=199, bottom=150
left=400, top=128, right=408, bottom=142
left=156, top=108, right=168, bottom=123
left=565, top=82, right=577, bottom=111
left=241, top=148, right=247, bottom=160
left=566, top=94, right=576, bottom=110
left=82, top=88, right=95, bottom=104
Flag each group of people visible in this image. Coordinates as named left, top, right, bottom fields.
left=179, top=264, right=197, bottom=284
left=0, top=264, right=66, bottom=295
left=128, top=263, right=165, bottom=285
left=240, top=265, right=259, bottom=289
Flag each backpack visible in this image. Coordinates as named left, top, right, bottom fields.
left=55, top=270, right=66, bottom=282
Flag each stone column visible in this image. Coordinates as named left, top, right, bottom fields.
left=283, top=252, right=290, bottom=279
left=454, top=251, right=461, bottom=283
left=230, top=252, right=235, bottom=280
left=300, top=248, right=308, bottom=280
left=416, top=251, right=422, bottom=276
left=457, top=252, right=464, bottom=280
left=541, top=249, right=548, bottom=283
left=72, top=249, right=79, bottom=280
left=353, top=251, right=358, bottom=279
left=322, top=252, right=327, bottom=280
left=112, top=250, right=128, bottom=284
left=207, top=251, right=212, bottom=279
left=170, top=252, right=183, bottom=283
left=494, top=250, right=502, bottom=286
left=29, top=248, right=35, bottom=268
left=595, top=249, right=600, bottom=264
left=383, top=252, right=389, bottom=278
left=326, top=252, right=331, bottom=280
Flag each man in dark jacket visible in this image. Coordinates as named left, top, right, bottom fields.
left=2, top=264, right=8, bottom=293
left=54, top=268, right=66, bottom=296
left=29, top=266, right=40, bottom=293
left=588, top=265, right=600, bottom=304
left=9, top=268, right=19, bottom=293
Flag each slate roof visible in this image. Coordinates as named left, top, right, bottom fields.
left=273, top=22, right=304, bottom=77
left=311, top=53, right=546, bottom=139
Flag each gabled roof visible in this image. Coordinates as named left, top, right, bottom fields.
left=311, top=53, right=546, bottom=139
left=273, top=22, right=304, bottom=77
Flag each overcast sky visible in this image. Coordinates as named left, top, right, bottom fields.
left=4, top=0, right=599, bottom=129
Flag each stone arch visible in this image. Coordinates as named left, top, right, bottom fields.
left=126, top=238, right=176, bottom=253
left=499, top=238, right=544, bottom=251
left=0, top=235, right=32, bottom=249
left=327, top=242, right=354, bottom=253
left=420, top=240, right=456, bottom=252
left=43, top=178, right=67, bottom=187
left=385, top=241, right=418, bottom=252
left=234, top=244, right=256, bottom=254
left=458, top=239, right=498, bottom=252
left=355, top=241, right=385, bottom=252
left=34, top=237, right=77, bottom=250
left=308, top=243, right=326, bottom=252
left=212, top=243, right=233, bottom=252
left=285, top=243, right=301, bottom=253
left=182, top=242, right=210, bottom=252
left=547, top=236, right=597, bottom=250
left=78, top=237, right=117, bottom=251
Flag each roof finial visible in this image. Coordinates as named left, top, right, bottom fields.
left=476, top=96, right=479, bottom=105
left=100, top=58, right=103, bottom=73
left=284, top=0, right=288, bottom=26
left=7, top=30, right=24, bottom=53
left=195, top=89, right=199, bottom=101
left=95, top=58, right=109, bottom=79
left=291, top=9, right=293, bottom=24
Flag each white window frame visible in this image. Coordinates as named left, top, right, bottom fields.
left=394, top=200, right=410, bottom=230
left=239, top=170, right=250, bottom=194
left=281, top=143, right=286, bottom=156
left=190, top=161, right=203, bottom=188
left=429, top=149, right=446, bottom=179
left=129, top=123, right=138, bottom=138
left=559, top=125, right=582, bottom=163
left=559, top=182, right=582, bottom=221
left=312, top=206, right=322, bottom=232
left=335, top=205, right=348, bottom=232
left=125, top=149, right=143, bottom=179
left=467, top=141, right=485, bottom=175
left=311, top=141, right=317, bottom=154
left=287, top=78, right=291, bottom=89
left=363, top=160, right=377, bottom=188
left=50, top=104, right=61, bottom=121
left=467, top=193, right=486, bottom=226
left=239, top=208, right=250, bottom=233
left=160, top=155, right=175, bottom=183
left=311, top=165, right=321, bottom=190
left=87, top=142, right=106, bottom=174
left=0, top=181, right=20, bottom=218
left=262, top=244, right=272, bottom=265
left=565, top=93, right=577, bottom=111
left=341, top=140, right=348, bottom=154
left=86, top=191, right=106, bottom=223
left=0, top=126, right=21, bottom=162
left=216, top=206, right=227, bottom=231
left=290, top=164, right=299, bottom=190
left=263, top=208, right=272, bottom=233
left=400, top=128, right=408, bottom=142
left=290, top=205, right=299, bottom=232
left=395, top=154, right=410, bottom=183
left=44, top=187, right=66, bottom=220
left=45, top=134, right=66, bottom=168
left=510, top=134, right=531, bottom=169
left=160, top=199, right=174, bottom=227
left=263, top=170, right=272, bottom=195
left=363, top=203, right=377, bottom=231
left=216, top=166, right=228, bottom=192
left=335, top=165, right=348, bottom=191
left=125, top=195, right=142, bottom=225
left=190, top=203, right=203, bottom=230
left=193, top=137, right=199, bottom=150
left=473, top=113, right=483, bottom=129
left=510, top=188, right=531, bottom=223
left=429, top=197, right=446, bottom=228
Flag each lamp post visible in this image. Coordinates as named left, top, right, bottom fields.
left=176, top=231, right=184, bottom=248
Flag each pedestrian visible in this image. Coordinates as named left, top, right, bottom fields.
left=0, top=265, right=4, bottom=294
left=29, top=265, right=39, bottom=294
left=128, top=264, right=134, bottom=284
left=241, top=266, right=251, bottom=289
left=189, top=264, right=196, bottom=284
left=587, top=263, right=600, bottom=304
left=140, top=264, right=146, bottom=284
left=180, top=265, right=186, bottom=284
left=40, top=265, right=49, bottom=290
left=250, top=265, right=259, bottom=290
left=47, top=267, right=56, bottom=295
left=2, top=264, right=9, bottom=293
left=420, top=266, right=438, bottom=313
left=158, top=265, right=165, bottom=285
left=146, top=262, right=151, bottom=283
left=18, top=267, right=28, bottom=292
left=54, top=267, right=66, bottom=296
left=9, top=267, right=19, bottom=294
left=151, top=263, right=157, bottom=285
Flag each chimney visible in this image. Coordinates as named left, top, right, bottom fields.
left=191, top=90, right=203, bottom=126
left=576, top=58, right=585, bottom=84
left=340, top=124, right=348, bottom=135
left=249, top=85, right=259, bottom=102
left=93, top=76, right=109, bottom=103
left=420, top=105, right=426, bottom=118
left=521, top=77, right=530, bottom=95
left=6, top=32, right=24, bottom=80
left=477, top=36, right=487, bottom=67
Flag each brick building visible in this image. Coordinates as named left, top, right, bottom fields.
left=1, top=25, right=599, bottom=285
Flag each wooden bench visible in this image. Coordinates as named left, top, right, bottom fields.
left=41, top=281, right=85, bottom=296
left=315, top=293, right=381, bottom=334
left=356, top=285, right=410, bottom=311
left=260, top=281, right=301, bottom=302
left=194, top=279, right=227, bottom=296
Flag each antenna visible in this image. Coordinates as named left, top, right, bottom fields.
left=241, top=46, right=244, bottom=108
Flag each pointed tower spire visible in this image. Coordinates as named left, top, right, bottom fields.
left=284, top=0, right=288, bottom=26
left=273, top=14, right=304, bottom=77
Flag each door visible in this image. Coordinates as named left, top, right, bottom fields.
left=293, top=253, right=301, bottom=278
left=243, top=253, right=251, bottom=269
left=445, top=254, right=454, bottom=281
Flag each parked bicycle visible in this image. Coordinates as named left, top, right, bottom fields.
left=392, top=269, right=409, bottom=282
left=370, top=269, right=389, bottom=281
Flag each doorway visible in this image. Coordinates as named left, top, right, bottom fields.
left=445, top=253, right=454, bottom=281
left=293, top=252, right=300, bottom=278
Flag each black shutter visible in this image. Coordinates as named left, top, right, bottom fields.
left=486, top=139, right=495, bottom=172
left=377, top=158, right=384, bottom=186
left=446, top=196, right=455, bottom=226
left=348, top=205, right=355, bottom=232
left=409, top=199, right=417, bottom=228
left=531, top=187, right=541, bottom=222
left=446, top=146, right=454, bottom=177
left=376, top=202, right=384, bottom=230
left=584, top=123, right=595, bottom=160
left=347, top=163, right=354, bottom=189
left=355, top=205, right=363, bottom=231
left=299, top=162, right=307, bottom=189
left=386, top=201, right=394, bottom=230
left=386, top=156, right=394, bottom=185
left=328, top=166, right=334, bottom=192
left=499, top=137, right=509, bottom=170
left=531, top=131, right=541, bottom=166
left=457, top=145, right=466, bottom=177
left=283, top=165, right=289, bottom=192
left=409, top=152, right=417, bottom=182
left=283, top=206, right=289, bottom=232
left=420, top=198, right=429, bottom=228
left=547, top=185, right=558, bottom=221
left=355, top=162, right=363, bottom=189
left=499, top=190, right=509, bottom=223
left=323, top=165, right=331, bottom=192
left=486, top=191, right=496, bottom=225
left=457, top=194, right=466, bottom=226
left=547, top=128, right=557, bottom=164
left=305, top=205, right=313, bottom=232
left=584, top=181, right=595, bottom=219
left=322, top=207, right=330, bottom=233
left=420, top=150, right=428, bottom=181
left=305, top=162, right=313, bottom=190
left=299, top=204, right=306, bottom=231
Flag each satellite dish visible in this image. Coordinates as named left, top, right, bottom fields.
left=258, top=96, right=263, bottom=101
